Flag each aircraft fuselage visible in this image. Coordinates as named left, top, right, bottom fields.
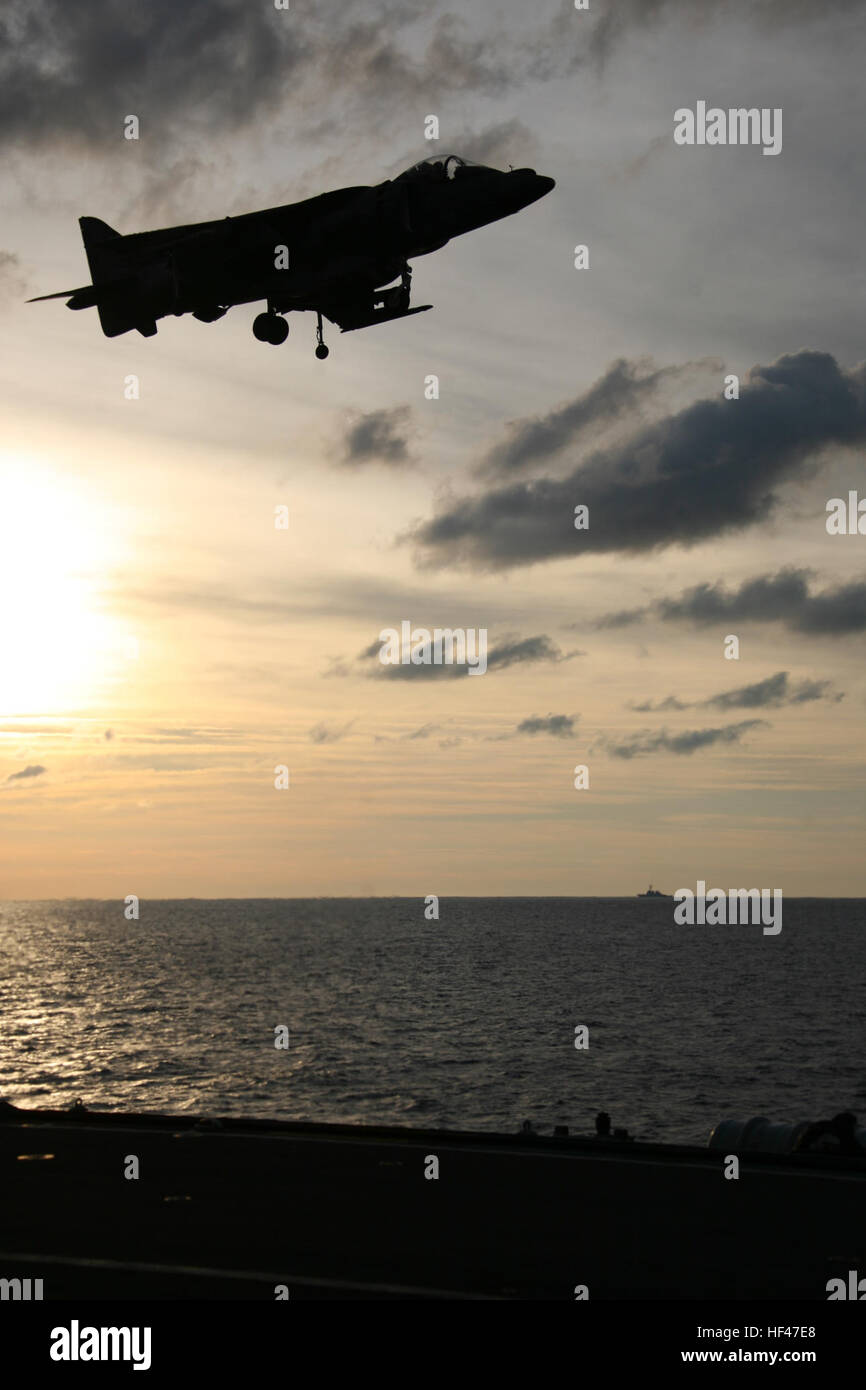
left=30, top=156, right=555, bottom=353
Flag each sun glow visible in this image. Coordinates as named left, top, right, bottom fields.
left=0, top=457, right=125, bottom=714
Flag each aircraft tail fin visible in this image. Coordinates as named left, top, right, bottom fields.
left=78, top=216, right=146, bottom=336
left=30, top=217, right=156, bottom=337
left=79, top=216, right=122, bottom=279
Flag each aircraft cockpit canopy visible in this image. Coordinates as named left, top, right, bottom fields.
left=395, top=155, right=492, bottom=183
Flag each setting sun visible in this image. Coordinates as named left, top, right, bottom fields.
left=0, top=455, right=123, bottom=713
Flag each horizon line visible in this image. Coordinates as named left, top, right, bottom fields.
left=3, top=894, right=865, bottom=903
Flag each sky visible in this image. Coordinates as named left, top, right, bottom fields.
left=1, top=0, right=865, bottom=897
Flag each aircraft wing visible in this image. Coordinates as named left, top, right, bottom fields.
left=318, top=273, right=432, bottom=333
left=326, top=302, right=433, bottom=333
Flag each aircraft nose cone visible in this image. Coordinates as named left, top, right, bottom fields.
left=510, top=169, right=556, bottom=207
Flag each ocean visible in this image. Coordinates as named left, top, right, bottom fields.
left=1, top=897, right=863, bottom=1145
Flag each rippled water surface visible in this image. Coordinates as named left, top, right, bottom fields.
left=1, top=898, right=863, bottom=1144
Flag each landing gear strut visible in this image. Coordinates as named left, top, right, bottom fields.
left=377, top=267, right=412, bottom=316
left=315, top=311, right=329, bottom=360
left=253, top=311, right=288, bottom=345
left=399, top=265, right=411, bottom=311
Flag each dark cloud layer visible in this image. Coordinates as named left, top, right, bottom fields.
left=481, top=357, right=718, bottom=477
left=341, top=407, right=413, bottom=468
left=4, top=1, right=856, bottom=154
left=632, top=670, right=840, bottom=712
left=412, top=352, right=866, bottom=571
left=598, top=569, right=866, bottom=635
left=605, top=720, right=768, bottom=759
left=0, top=5, right=525, bottom=155
left=0, top=1, right=306, bottom=148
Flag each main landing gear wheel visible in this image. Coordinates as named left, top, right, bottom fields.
left=253, top=312, right=288, bottom=345
left=315, top=310, right=329, bottom=360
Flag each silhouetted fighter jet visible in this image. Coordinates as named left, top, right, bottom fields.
left=29, top=155, right=555, bottom=359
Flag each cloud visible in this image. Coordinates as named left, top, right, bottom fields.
left=134, top=727, right=237, bottom=745
left=309, top=10, right=519, bottom=123
left=630, top=695, right=689, bottom=712
left=480, top=357, right=719, bottom=477
left=604, top=720, right=769, bottom=759
left=341, top=631, right=575, bottom=680
left=0, top=249, right=27, bottom=302
left=592, top=606, right=655, bottom=631
left=551, top=0, right=864, bottom=73
left=309, top=719, right=355, bottom=744
left=388, top=118, right=541, bottom=183
left=632, top=671, right=841, bottom=712
left=485, top=634, right=576, bottom=673
left=5, top=763, right=47, bottom=783
left=4, top=1, right=858, bottom=156
left=411, top=352, right=866, bottom=571
left=706, top=671, right=840, bottom=710
left=373, top=720, right=447, bottom=744
left=340, top=407, right=414, bottom=468
left=405, top=722, right=441, bottom=740
left=618, top=132, right=670, bottom=180
left=515, top=714, right=576, bottom=738
left=0, top=1, right=307, bottom=150
left=598, top=569, right=866, bottom=635
left=440, top=118, right=540, bottom=172
left=119, top=151, right=226, bottom=227
left=0, top=5, right=525, bottom=157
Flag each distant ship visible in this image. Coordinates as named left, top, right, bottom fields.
left=637, top=884, right=672, bottom=898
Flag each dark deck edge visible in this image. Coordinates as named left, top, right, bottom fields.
left=2, top=1099, right=863, bottom=1176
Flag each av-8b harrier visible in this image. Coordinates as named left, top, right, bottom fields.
left=30, top=155, right=555, bottom=359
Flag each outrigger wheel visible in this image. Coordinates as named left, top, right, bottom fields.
left=315, top=311, right=330, bottom=360
left=253, top=312, right=288, bottom=345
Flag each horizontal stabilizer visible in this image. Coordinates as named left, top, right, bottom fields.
left=27, top=286, right=93, bottom=302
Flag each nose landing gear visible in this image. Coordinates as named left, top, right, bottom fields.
left=315, top=311, right=329, bottom=360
